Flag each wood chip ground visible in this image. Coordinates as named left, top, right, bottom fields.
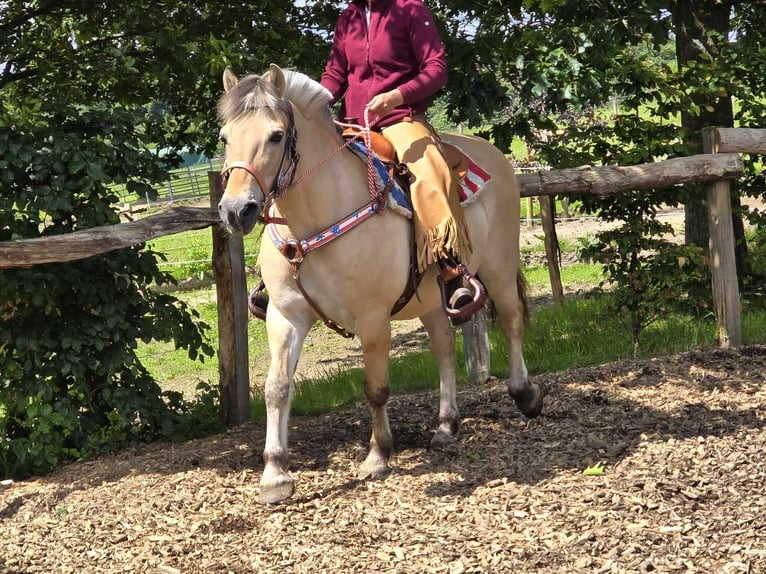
left=2, top=345, right=765, bottom=573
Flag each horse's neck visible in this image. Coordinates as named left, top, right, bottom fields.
left=274, top=120, right=371, bottom=237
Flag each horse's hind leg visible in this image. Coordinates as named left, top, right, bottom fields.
left=419, top=308, right=460, bottom=448
left=259, top=309, right=312, bottom=504
left=506, top=273, right=543, bottom=416
left=356, top=313, right=394, bottom=480
left=482, top=269, right=543, bottom=418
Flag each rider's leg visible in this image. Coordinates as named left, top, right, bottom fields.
left=381, top=118, right=481, bottom=318
left=437, top=256, right=474, bottom=311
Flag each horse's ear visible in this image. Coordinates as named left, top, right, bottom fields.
left=266, top=63, right=286, bottom=97
left=222, top=67, right=239, bottom=93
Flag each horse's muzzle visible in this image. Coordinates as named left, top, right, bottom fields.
left=218, top=196, right=262, bottom=235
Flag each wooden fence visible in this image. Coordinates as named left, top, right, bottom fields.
left=1, top=127, right=763, bottom=426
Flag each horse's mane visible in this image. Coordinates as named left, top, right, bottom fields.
left=217, top=68, right=334, bottom=125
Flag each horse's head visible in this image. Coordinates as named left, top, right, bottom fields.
left=216, top=64, right=333, bottom=235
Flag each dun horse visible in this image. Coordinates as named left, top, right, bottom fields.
left=217, top=65, right=542, bottom=503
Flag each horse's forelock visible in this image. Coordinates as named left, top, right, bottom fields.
left=217, top=74, right=287, bottom=123
left=217, top=68, right=334, bottom=127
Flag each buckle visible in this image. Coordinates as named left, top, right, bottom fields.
left=279, top=240, right=305, bottom=265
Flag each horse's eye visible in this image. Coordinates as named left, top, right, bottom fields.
left=219, top=134, right=228, bottom=146
left=269, top=130, right=284, bottom=144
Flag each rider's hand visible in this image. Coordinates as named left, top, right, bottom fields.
left=366, top=89, right=404, bottom=118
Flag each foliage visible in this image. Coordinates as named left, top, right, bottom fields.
left=0, top=96, right=213, bottom=477
left=430, top=1, right=766, bottom=343
left=582, top=221, right=711, bottom=353
left=3, top=0, right=766, bottom=476
left=0, top=1, right=332, bottom=478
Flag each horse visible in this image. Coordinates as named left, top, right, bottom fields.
left=216, top=64, right=543, bottom=504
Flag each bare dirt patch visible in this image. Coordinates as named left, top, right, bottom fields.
left=3, top=345, right=765, bottom=573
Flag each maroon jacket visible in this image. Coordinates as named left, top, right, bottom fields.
left=320, top=0, right=447, bottom=128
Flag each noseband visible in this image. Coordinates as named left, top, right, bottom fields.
left=220, top=100, right=300, bottom=210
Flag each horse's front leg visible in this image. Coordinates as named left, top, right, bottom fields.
left=259, top=308, right=312, bottom=504
left=356, top=314, right=394, bottom=480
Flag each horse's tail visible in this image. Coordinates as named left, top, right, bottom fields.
left=483, top=270, right=529, bottom=324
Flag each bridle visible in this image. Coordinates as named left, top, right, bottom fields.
left=220, top=100, right=300, bottom=215
left=219, top=98, right=383, bottom=224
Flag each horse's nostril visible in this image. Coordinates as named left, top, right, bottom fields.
left=241, top=201, right=260, bottom=222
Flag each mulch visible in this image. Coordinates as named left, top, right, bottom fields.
left=2, top=345, right=765, bottom=573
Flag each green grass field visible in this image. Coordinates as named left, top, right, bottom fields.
left=138, top=216, right=766, bottom=422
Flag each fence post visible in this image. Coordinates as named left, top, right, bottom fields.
left=209, top=172, right=251, bottom=425
left=462, top=308, right=490, bottom=384
left=702, top=128, right=741, bottom=348
left=538, top=194, right=565, bottom=304
left=525, top=197, right=534, bottom=226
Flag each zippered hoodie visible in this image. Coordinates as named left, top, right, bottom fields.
left=320, top=0, right=447, bottom=128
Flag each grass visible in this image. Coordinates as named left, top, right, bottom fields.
left=274, top=291, right=760, bottom=422
left=523, top=262, right=605, bottom=292
left=137, top=214, right=766, bottom=426
left=516, top=295, right=719, bottom=374
left=519, top=197, right=583, bottom=221
left=141, top=278, right=766, bottom=423
left=145, top=227, right=262, bottom=282
left=248, top=341, right=447, bottom=422
left=138, top=279, right=270, bottom=400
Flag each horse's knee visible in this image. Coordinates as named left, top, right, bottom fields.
left=264, top=378, right=291, bottom=408
left=364, top=379, right=390, bottom=408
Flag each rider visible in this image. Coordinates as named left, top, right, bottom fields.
left=320, top=0, right=481, bottom=319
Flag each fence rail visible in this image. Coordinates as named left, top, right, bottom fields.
left=2, top=127, right=764, bottom=426
left=114, top=158, right=224, bottom=207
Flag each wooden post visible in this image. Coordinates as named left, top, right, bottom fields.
left=525, top=197, right=533, bottom=226
left=462, top=308, right=490, bottom=385
left=209, top=172, right=251, bottom=425
left=703, top=129, right=741, bottom=348
left=538, top=194, right=565, bottom=304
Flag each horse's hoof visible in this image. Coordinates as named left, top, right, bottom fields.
left=430, top=428, right=459, bottom=450
left=258, top=479, right=295, bottom=504
left=358, top=458, right=391, bottom=481
left=510, top=381, right=544, bottom=419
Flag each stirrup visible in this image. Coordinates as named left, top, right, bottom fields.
left=437, top=264, right=485, bottom=325
left=248, top=280, right=269, bottom=321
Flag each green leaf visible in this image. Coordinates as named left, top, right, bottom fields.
left=583, top=462, right=605, bottom=476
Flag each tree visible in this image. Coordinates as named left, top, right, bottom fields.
left=427, top=0, right=766, bottom=347
left=3, top=0, right=764, bottom=475
left=0, top=0, right=335, bottom=477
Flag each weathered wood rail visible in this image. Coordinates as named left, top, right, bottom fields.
left=0, top=207, right=220, bottom=268
left=1, top=127, right=763, bottom=426
left=0, top=153, right=744, bottom=269
left=516, top=152, right=743, bottom=198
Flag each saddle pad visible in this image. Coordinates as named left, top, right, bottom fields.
left=456, top=155, right=492, bottom=204
left=348, top=141, right=412, bottom=218
left=349, top=140, right=492, bottom=210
